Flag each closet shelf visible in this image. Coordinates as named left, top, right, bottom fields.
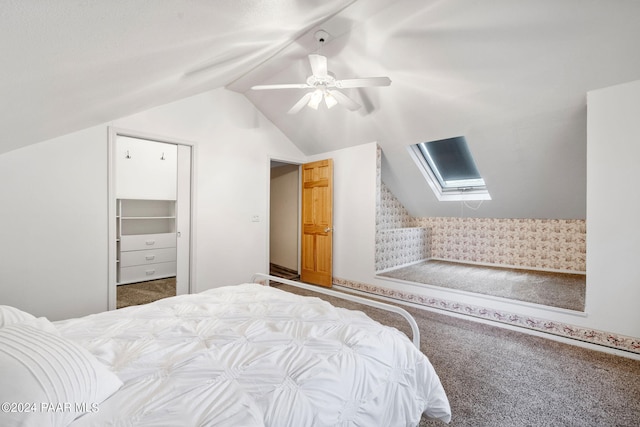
left=121, top=216, right=176, bottom=220
left=116, top=198, right=177, bottom=285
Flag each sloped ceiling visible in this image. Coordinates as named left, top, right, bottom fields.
left=0, top=0, right=355, bottom=153
left=3, top=0, right=640, bottom=219
left=231, top=0, right=640, bottom=219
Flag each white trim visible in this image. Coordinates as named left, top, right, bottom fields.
left=407, top=144, right=491, bottom=201
left=107, top=128, right=117, bottom=311
left=266, top=155, right=305, bottom=277
left=187, top=143, right=198, bottom=294
left=375, top=258, right=430, bottom=274
left=375, top=274, right=588, bottom=317
left=387, top=256, right=587, bottom=276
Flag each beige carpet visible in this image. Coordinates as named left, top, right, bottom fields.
left=117, top=277, right=176, bottom=309
left=379, top=260, right=585, bottom=311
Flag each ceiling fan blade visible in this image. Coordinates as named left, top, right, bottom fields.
left=335, top=76, right=391, bottom=88
left=308, top=54, right=328, bottom=77
left=327, top=90, right=361, bottom=111
left=251, top=83, right=310, bottom=90
left=287, top=92, right=314, bottom=114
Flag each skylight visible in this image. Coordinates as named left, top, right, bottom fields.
left=408, top=136, right=491, bottom=201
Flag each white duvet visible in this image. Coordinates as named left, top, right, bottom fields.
left=55, top=283, right=451, bottom=426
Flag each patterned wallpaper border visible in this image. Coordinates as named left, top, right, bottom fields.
left=333, top=277, right=640, bottom=355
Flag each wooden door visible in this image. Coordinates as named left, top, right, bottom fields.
left=300, top=159, right=333, bottom=287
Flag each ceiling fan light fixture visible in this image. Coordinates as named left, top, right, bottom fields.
left=308, top=89, right=323, bottom=110
left=324, top=92, right=338, bottom=109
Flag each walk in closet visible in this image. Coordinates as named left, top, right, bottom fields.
left=109, top=130, right=192, bottom=309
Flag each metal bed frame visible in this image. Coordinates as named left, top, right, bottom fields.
left=251, top=273, right=421, bottom=349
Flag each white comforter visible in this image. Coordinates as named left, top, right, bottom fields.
left=55, top=283, right=451, bottom=426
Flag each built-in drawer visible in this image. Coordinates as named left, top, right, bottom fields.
left=119, top=261, right=176, bottom=284
left=120, top=233, right=176, bottom=251
left=120, top=247, right=176, bottom=268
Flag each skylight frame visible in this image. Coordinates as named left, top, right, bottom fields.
left=408, top=137, right=491, bottom=202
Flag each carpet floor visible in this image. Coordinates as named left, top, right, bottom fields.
left=272, top=283, right=639, bottom=427
left=379, top=260, right=586, bottom=311
left=116, top=277, right=176, bottom=309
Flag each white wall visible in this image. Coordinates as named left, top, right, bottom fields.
left=0, top=125, right=109, bottom=319
left=308, top=142, right=379, bottom=284
left=0, top=88, right=305, bottom=320
left=585, top=79, right=640, bottom=338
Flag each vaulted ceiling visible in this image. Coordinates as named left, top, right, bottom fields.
left=3, top=0, right=640, bottom=219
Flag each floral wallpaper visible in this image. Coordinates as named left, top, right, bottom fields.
left=417, top=217, right=586, bottom=272
left=377, top=183, right=418, bottom=230
left=375, top=150, right=430, bottom=271
left=376, top=228, right=430, bottom=271
left=375, top=174, right=586, bottom=273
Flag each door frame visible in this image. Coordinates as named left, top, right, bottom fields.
left=107, top=126, right=197, bottom=310
left=267, top=156, right=304, bottom=276
left=266, top=156, right=334, bottom=286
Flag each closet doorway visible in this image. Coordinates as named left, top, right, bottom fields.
left=269, top=161, right=300, bottom=281
left=108, top=128, right=194, bottom=310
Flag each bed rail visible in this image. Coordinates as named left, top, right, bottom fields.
left=251, top=273, right=421, bottom=349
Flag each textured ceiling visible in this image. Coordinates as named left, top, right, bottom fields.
left=3, top=0, right=640, bottom=219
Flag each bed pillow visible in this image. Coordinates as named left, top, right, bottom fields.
left=0, top=320, right=123, bottom=427
left=0, top=305, right=36, bottom=327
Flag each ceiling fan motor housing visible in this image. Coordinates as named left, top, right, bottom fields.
left=314, top=30, right=330, bottom=44
left=307, top=74, right=336, bottom=88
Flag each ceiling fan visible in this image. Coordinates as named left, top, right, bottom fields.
left=251, top=32, right=391, bottom=114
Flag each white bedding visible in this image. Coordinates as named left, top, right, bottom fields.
left=54, top=283, right=451, bottom=426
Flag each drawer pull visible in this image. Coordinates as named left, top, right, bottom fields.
left=145, top=255, right=156, bottom=261
left=145, top=270, right=156, bottom=276
left=145, top=240, right=156, bottom=246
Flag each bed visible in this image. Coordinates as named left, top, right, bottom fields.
left=0, top=275, right=451, bottom=426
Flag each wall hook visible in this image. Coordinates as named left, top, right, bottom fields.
left=160, top=152, right=165, bottom=160
left=125, top=150, right=131, bottom=159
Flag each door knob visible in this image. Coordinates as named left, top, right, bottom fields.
left=324, top=227, right=332, bottom=233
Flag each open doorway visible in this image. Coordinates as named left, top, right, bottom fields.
left=269, top=161, right=300, bottom=280
left=108, top=128, right=193, bottom=310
